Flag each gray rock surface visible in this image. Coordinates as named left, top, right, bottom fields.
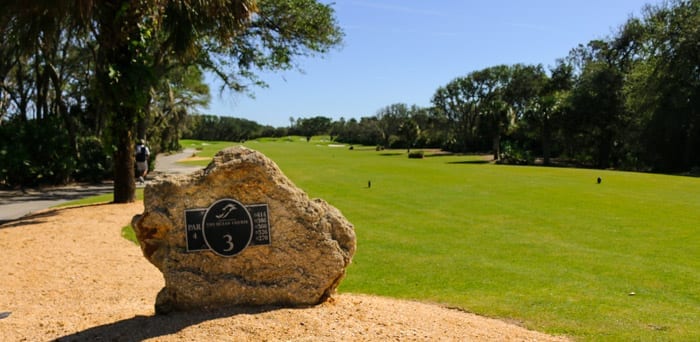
left=132, top=146, right=356, bottom=313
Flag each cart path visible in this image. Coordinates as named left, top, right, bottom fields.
left=0, top=149, right=202, bottom=223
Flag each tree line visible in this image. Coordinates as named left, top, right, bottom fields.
left=205, top=0, right=699, bottom=174
left=303, top=1, right=700, bottom=173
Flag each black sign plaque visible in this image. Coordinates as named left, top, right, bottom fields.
left=202, top=199, right=253, bottom=257
left=184, top=208, right=207, bottom=252
left=184, top=200, right=271, bottom=256
left=248, top=204, right=271, bottom=245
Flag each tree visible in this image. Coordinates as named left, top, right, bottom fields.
left=433, top=66, right=518, bottom=158
left=296, top=116, right=332, bottom=141
left=398, top=117, right=420, bottom=153
left=375, top=103, right=410, bottom=148
left=432, top=77, right=481, bottom=152
left=565, top=35, right=637, bottom=169
left=148, top=65, right=210, bottom=152
left=518, top=62, right=571, bottom=165
left=472, top=65, right=513, bottom=160
left=329, top=117, right=346, bottom=141
left=629, top=0, right=700, bottom=171
left=1, top=0, right=342, bottom=202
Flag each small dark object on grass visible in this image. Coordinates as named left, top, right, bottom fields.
left=368, top=180, right=371, bottom=188
left=597, top=177, right=602, bottom=184
left=408, top=151, right=424, bottom=159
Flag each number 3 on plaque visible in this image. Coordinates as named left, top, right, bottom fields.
left=222, top=234, right=235, bottom=252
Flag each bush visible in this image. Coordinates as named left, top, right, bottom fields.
left=74, top=136, right=113, bottom=183
left=500, top=141, right=533, bottom=165
left=408, top=151, right=424, bottom=159
left=0, top=117, right=75, bottom=186
left=0, top=117, right=114, bottom=187
left=690, top=166, right=700, bottom=176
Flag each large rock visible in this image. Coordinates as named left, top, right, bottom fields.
left=132, top=146, right=356, bottom=313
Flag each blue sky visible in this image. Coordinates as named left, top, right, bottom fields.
left=204, top=0, right=655, bottom=127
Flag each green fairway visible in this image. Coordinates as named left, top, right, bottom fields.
left=167, top=139, right=700, bottom=340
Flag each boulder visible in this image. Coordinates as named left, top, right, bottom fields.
left=131, top=146, right=356, bottom=313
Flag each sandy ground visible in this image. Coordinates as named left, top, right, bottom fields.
left=0, top=203, right=569, bottom=341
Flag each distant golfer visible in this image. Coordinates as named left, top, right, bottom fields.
left=135, top=139, right=150, bottom=184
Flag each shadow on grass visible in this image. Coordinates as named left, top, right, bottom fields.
left=55, top=305, right=301, bottom=341
left=446, top=160, right=491, bottom=165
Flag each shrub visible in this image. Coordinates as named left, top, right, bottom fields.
left=690, top=166, right=700, bottom=176
left=74, top=136, right=113, bottom=183
left=408, top=151, right=424, bottom=159
left=500, top=141, right=533, bottom=165
left=0, top=118, right=114, bottom=187
left=0, top=117, right=75, bottom=186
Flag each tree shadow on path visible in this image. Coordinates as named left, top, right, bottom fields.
left=0, top=210, right=61, bottom=228
left=0, top=185, right=113, bottom=205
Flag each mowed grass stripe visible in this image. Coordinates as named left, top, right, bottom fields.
left=183, top=138, right=700, bottom=340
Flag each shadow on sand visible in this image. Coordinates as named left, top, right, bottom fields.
left=0, top=210, right=60, bottom=228
left=0, top=185, right=113, bottom=206
left=56, top=305, right=293, bottom=341
left=0, top=202, right=119, bottom=229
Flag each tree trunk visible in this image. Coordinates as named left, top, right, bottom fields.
left=597, top=131, right=613, bottom=169
left=48, top=63, right=77, bottom=158
left=97, top=1, right=151, bottom=203
left=137, top=114, right=147, bottom=141
left=113, top=123, right=136, bottom=203
left=34, top=49, right=44, bottom=120
left=542, top=140, right=551, bottom=166
left=14, top=62, right=29, bottom=122
left=492, top=134, right=501, bottom=161
left=542, top=119, right=551, bottom=166
left=684, top=111, right=698, bottom=169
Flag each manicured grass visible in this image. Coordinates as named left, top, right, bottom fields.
left=69, top=137, right=699, bottom=340
left=238, top=137, right=699, bottom=341
left=121, top=224, right=138, bottom=245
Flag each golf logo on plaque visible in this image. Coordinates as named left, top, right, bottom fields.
left=202, top=199, right=253, bottom=256
left=185, top=198, right=271, bottom=256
